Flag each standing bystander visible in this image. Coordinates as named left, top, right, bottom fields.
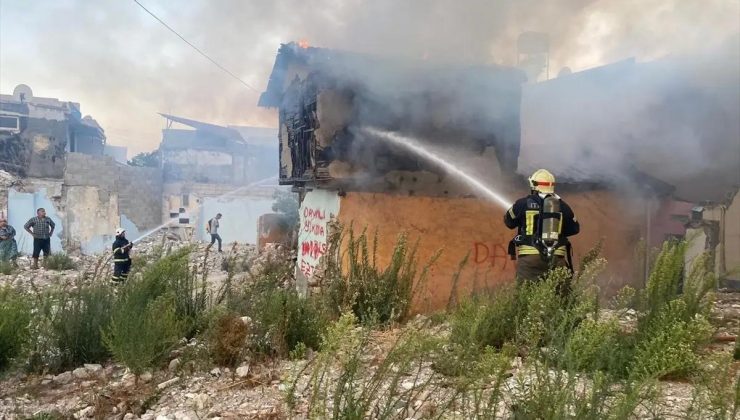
left=24, top=208, right=55, bottom=269
left=0, top=218, right=19, bottom=264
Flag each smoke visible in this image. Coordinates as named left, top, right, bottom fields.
left=0, top=0, right=737, bottom=160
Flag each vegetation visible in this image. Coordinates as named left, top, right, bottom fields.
left=0, top=235, right=736, bottom=419
left=0, top=286, right=31, bottom=371
left=34, top=282, right=115, bottom=372
left=272, top=189, right=300, bottom=229
left=127, top=150, right=160, bottom=168
left=323, top=227, right=438, bottom=326
left=43, top=253, right=77, bottom=271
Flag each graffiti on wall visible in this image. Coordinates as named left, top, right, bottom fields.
left=298, top=190, right=339, bottom=280
left=472, top=241, right=511, bottom=270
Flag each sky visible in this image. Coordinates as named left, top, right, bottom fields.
left=0, top=0, right=737, bottom=157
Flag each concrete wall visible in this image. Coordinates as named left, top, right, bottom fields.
left=117, top=164, right=163, bottom=232
left=162, top=182, right=276, bottom=245
left=62, top=153, right=162, bottom=253
left=297, top=190, right=340, bottom=294
left=335, top=190, right=658, bottom=313
left=8, top=186, right=64, bottom=255
left=703, top=193, right=740, bottom=280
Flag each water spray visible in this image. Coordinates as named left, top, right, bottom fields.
left=363, top=127, right=513, bottom=210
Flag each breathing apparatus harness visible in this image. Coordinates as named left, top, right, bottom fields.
left=507, top=193, right=574, bottom=271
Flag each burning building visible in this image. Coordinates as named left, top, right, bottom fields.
left=259, top=42, right=740, bottom=310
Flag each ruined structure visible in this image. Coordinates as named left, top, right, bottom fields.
left=259, top=43, right=737, bottom=310
left=0, top=84, right=106, bottom=178
left=159, top=114, right=279, bottom=245
left=0, top=86, right=280, bottom=254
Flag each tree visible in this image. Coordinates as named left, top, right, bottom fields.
left=127, top=150, right=160, bottom=168
left=272, top=190, right=299, bottom=229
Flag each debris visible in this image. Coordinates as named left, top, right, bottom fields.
left=157, top=377, right=180, bottom=390
left=236, top=365, right=250, bottom=378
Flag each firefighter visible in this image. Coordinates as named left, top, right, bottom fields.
left=505, top=169, right=580, bottom=285
left=111, top=228, right=133, bottom=283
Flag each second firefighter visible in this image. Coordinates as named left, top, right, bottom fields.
left=112, top=228, right=133, bottom=283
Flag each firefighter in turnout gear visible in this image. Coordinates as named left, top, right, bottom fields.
left=505, top=169, right=580, bottom=284
left=111, top=228, right=133, bottom=283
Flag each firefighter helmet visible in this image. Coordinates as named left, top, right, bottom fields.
left=115, top=228, right=125, bottom=236
left=528, top=169, right=556, bottom=194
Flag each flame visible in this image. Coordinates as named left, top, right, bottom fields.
left=298, top=39, right=309, bottom=49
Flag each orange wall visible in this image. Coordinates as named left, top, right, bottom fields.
left=338, top=191, right=649, bottom=313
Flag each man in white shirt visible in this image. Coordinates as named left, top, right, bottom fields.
left=206, top=213, right=223, bottom=252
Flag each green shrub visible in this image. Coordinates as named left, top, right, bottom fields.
left=629, top=299, right=713, bottom=380
left=323, top=227, right=438, bottom=326
left=44, top=253, right=77, bottom=271
left=0, top=286, right=31, bottom=371
left=104, top=278, right=184, bottom=376
left=0, top=260, right=16, bottom=275
left=134, top=247, right=209, bottom=339
left=251, top=284, right=328, bottom=357
left=686, top=353, right=739, bottom=419
left=40, top=283, right=115, bottom=372
left=563, top=317, right=631, bottom=374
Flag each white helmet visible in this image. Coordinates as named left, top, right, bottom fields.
left=115, top=228, right=125, bottom=236
left=528, top=169, right=556, bottom=194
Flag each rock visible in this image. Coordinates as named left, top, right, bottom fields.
left=141, top=413, right=155, bottom=420
left=169, top=358, right=182, bottom=372
left=84, top=363, right=103, bottom=373
left=191, top=393, right=211, bottom=411
left=240, top=316, right=252, bottom=326
left=41, top=379, right=52, bottom=386
left=54, top=371, right=73, bottom=384
left=81, top=380, right=97, bottom=388
left=75, top=405, right=95, bottom=418
left=155, top=416, right=170, bottom=420
left=157, top=377, right=180, bottom=390
left=72, top=367, right=90, bottom=379
left=401, top=380, right=415, bottom=390
left=236, top=365, right=250, bottom=378
left=209, top=367, right=221, bottom=377
left=140, top=372, right=153, bottom=383
left=123, top=414, right=136, bottom=420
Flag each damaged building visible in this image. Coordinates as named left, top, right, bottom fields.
left=0, top=84, right=161, bottom=254
left=259, top=42, right=739, bottom=310
left=158, top=114, right=279, bottom=245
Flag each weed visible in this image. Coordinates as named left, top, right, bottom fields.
left=0, top=260, right=16, bottom=275
left=210, top=313, right=248, bottom=368
left=323, top=227, right=438, bottom=326
left=685, top=353, right=739, bottom=419
left=104, top=279, right=184, bottom=377
left=40, top=283, right=115, bottom=372
left=0, top=286, right=31, bottom=371
left=43, top=253, right=77, bottom=271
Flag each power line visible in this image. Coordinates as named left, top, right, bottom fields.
left=132, top=0, right=259, bottom=93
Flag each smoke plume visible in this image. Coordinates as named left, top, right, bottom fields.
left=0, top=0, right=737, bottom=165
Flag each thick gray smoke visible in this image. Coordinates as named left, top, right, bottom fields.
left=0, top=0, right=737, bottom=165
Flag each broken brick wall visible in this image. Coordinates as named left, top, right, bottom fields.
left=0, top=117, right=68, bottom=178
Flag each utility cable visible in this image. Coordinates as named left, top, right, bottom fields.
left=132, top=0, right=259, bottom=93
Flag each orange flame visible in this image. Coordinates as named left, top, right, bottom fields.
left=298, top=39, right=309, bottom=49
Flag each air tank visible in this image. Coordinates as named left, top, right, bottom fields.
left=541, top=195, right=561, bottom=246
